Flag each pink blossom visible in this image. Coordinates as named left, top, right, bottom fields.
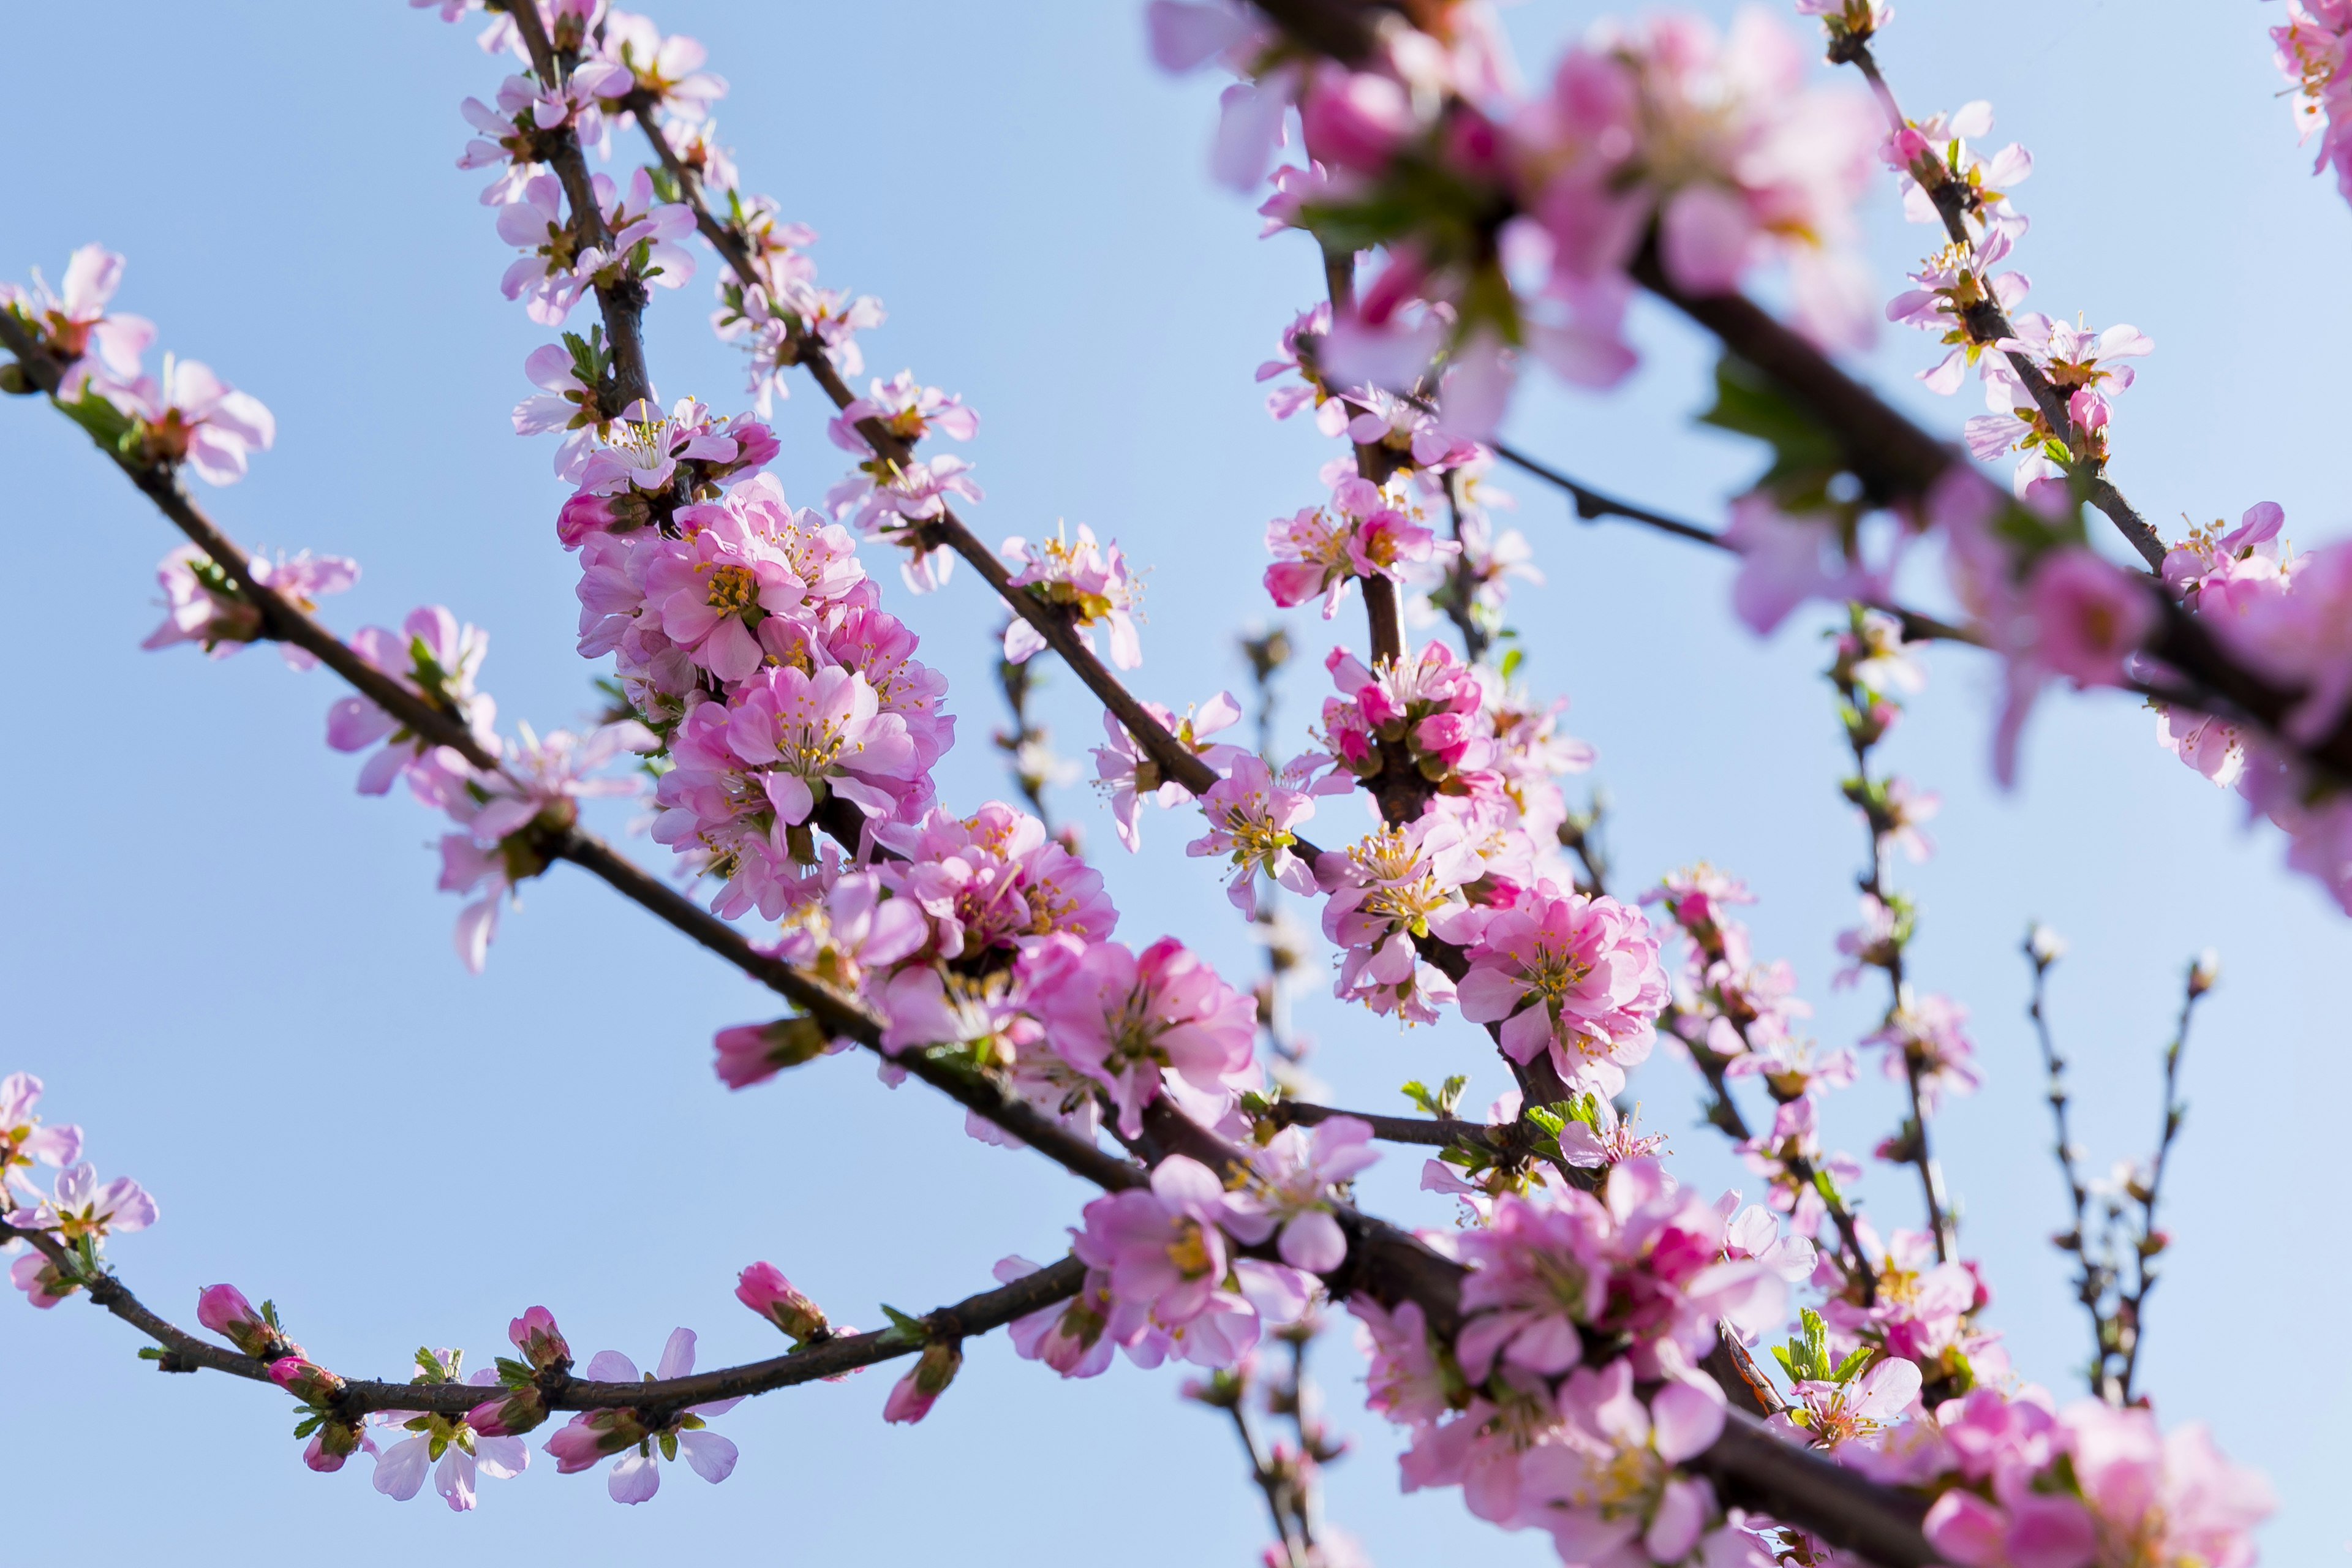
left=1223, top=1115, right=1378, bottom=1272
left=1072, top=1155, right=1256, bottom=1354
left=827, top=370, right=978, bottom=453
left=1317, top=815, right=1483, bottom=1024
left=5, top=1161, right=156, bottom=1243
left=723, top=663, right=920, bottom=826
left=548, top=1329, right=742, bottom=1504
left=1457, top=884, right=1668, bottom=1096
left=876, top=801, right=1119, bottom=960
left=0, top=243, right=153, bottom=386
left=1000, top=1254, right=1119, bottom=1379
left=0, top=1073, right=82, bottom=1201
left=326, top=606, right=497, bottom=796
left=1517, top=1361, right=1733, bottom=1564
left=1862, top=992, right=1981, bottom=1110
left=198, top=1284, right=297, bottom=1360
left=591, top=12, right=728, bottom=119
left=736, top=1262, right=831, bottom=1346
left=1090, top=693, right=1244, bottom=851
left=103, top=355, right=276, bottom=486
left=1186, top=754, right=1320, bottom=916
left=1029, top=935, right=1258, bottom=1137
left=1001, top=523, right=1147, bottom=670
left=141, top=545, right=358, bottom=669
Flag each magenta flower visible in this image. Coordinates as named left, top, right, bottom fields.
left=1030, top=935, right=1258, bottom=1137
left=0, top=1072, right=82, bottom=1202
left=881, top=1338, right=962, bottom=1425
left=1457, top=885, right=1668, bottom=1096
left=1223, top=1115, right=1378, bottom=1272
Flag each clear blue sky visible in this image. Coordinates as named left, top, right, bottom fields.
left=3, top=2, right=2343, bottom=1563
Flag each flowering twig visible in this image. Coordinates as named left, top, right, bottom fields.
left=1831, top=611, right=1958, bottom=1261
left=0, top=1216, right=1085, bottom=1417
left=1828, top=36, right=2162, bottom=568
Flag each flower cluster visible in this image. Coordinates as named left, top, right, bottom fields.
left=4, top=1075, right=153, bottom=1310
left=3, top=245, right=273, bottom=484
left=1354, top=1158, right=1795, bottom=1566
left=2272, top=0, right=2352, bottom=205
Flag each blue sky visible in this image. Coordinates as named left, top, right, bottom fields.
left=3, top=2, right=2343, bottom=1563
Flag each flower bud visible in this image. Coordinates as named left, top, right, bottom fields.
left=268, top=1355, right=345, bottom=1406
left=2026, top=924, right=2067, bottom=966
left=197, top=1284, right=295, bottom=1360
left=302, top=1419, right=365, bottom=1473
left=736, top=1261, right=829, bottom=1346
left=545, top=1409, right=644, bottom=1474
left=507, top=1305, right=571, bottom=1372
left=2188, top=949, right=2220, bottom=998
left=466, top=1385, right=550, bottom=1438
left=881, top=1338, right=962, bottom=1425
left=713, top=1017, right=830, bottom=1090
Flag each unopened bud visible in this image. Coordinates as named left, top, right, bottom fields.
left=466, top=1385, right=549, bottom=1438
left=197, top=1284, right=297, bottom=1361
left=2026, top=924, right=2067, bottom=966
left=2188, top=949, right=2220, bottom=998
left=268, top=1356, right=344, bottom=1406
left=507, top=1305, right=571, bottom=1372
left=713, top=1017, right=831, bottom=1089
left=302, top=1418, right=365, bottom=1473
left=736, top=1261, right=829, bottom=1346
left=882, top=1338, right=962, bottom=1425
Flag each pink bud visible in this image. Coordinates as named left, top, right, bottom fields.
left=735, top=1261, right=830, bottom=1344
left=268, top=1356, right=344, bottom=1406
left=507, top=1305, right=571, bottom=1371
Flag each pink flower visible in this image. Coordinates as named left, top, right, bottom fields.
left=876, top=801, right=1118, bottom=960
left=633, top=513, right=809, bottom=685
left=0, top=243, right=153, bottom=386
left=827, top=369, right=978, bottom=452
left=881, top=1338, right=962, bottom=1425
left=1317, top=815, right=1483, bottom=1024
left=1458, top=885, right=1668, bottom=1096
left=1072, top=1155, right=1251, bottom=1340
left=1000, top=1255, right=1118, bottom=1379
left=0, top=1073, right=82, bottom=1202
left=1090, top=693, right=1245, bottom=851
left=551, top=1329, right=742, bottom=1505
left=141, top=545, right=358, bottom=669
left=1517, top=1361, right=1732, bottom=1564
left=9, top=1250, right=77, bottom=1310
left=1029, top=936, right=1258, bottom=1137
left=590, top=12, right=728, bottom=119
left=5, top=1161, right=156, bottom=1243
left=1223, top=1116, right=1378, bottom=1272
left=1185, top=754, right=1319, bottom=917
left=724, top=663, right=921, bottom=825
left=103, top=355, right=276, bottom=486
left=1453, top=1186, right=1611, bottom=1382
left=1861, top=992, right=1981, bottom=1111
left=326, top=606, right=497, bottom=796
left=1001, top=524, right=1147, bottom=670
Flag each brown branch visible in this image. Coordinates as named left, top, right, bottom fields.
left=499, top=1, right=653, bottom=410
left=1493, top=441, right=1983, bottom=650
left=0, top=1218, right=1085, bottom=1418
left=1261, top=1098, right=1510, bottom=1150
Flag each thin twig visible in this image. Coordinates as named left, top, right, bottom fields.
left=2024, top=932, right=2114, bottom=1400
left=2117, top=959, right=2209, bottom=1403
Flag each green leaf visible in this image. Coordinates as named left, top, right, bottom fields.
left=55, top=388, right=134, bottom=453
left=1832, top=1346, right=1874, bottom=1384
left=876, top=1305, right=928, bottom=1348
left=1696, top=356, right=1845, bottom=508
